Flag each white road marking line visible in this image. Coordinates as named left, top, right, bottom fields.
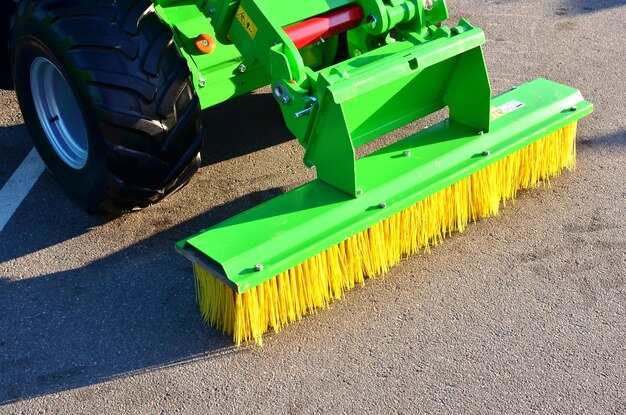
left=0, top=148, right=46, bottom=233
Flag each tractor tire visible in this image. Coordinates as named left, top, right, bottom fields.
left=10, top=0, right=202, bottom=213
left=0, top=2, right=17, bottom=90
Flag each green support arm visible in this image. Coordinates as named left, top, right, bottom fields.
left=197, top=0, right=491, bottom=197
left=155, top=0, right=491, bottom=197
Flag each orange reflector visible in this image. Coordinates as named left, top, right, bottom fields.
left=195, top=34, right=216, bottom=54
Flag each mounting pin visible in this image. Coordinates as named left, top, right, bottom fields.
left=366, top=15, right=378, bottom=29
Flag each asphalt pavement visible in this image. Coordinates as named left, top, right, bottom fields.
left=0, top=0, right=624, bottom=413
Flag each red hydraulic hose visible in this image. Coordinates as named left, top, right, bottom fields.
left=284, top=5, right=365, bottom=49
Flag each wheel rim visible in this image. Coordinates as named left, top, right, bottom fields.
left=30, top=57, right=89, bottom=170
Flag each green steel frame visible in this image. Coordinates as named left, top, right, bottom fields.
left=155, top=0, right=491, bottom=195
left=152, top=0, right=593, bottom=292
left=153, top=0, right=270, bottom=108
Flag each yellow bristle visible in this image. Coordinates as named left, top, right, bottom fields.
left=193, top=122, right=578, bottom=346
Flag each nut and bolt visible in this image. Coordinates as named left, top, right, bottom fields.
left=198, top=77, right=206, bottom=88
left=570, top=105, right=578, bottom=111
left=255, top=264, right=264, bottom=272
left=208, top=7, right=216, bottom=15
left=477, top=130, right=485, bottom=135
left=379, top=202, right=387, bottom=209
left=357, top=188, right=364, bottom=195
left=237, top=64, right=247, bottom=73
left=482, top=150, right=491, bottom=156
left=403, top=150, right=411, bottom=157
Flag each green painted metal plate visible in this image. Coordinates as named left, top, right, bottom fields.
left=154, top=0, right=270, bottom=109
left=177, top=78, right=592, bottom=293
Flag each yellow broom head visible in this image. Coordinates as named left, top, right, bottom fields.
left=194, top=122, right=578, bottom=346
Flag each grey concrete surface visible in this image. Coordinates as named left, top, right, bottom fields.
left=0, top=0, right=625, bottom=413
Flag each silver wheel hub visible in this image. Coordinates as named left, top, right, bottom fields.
left=30, top=57, right=89, bottom=170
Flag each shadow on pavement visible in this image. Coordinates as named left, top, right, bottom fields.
left=565, top=0, right=626, bottom=13
left=0, top=186, right=284, bottom=405
left=0, top=90, right=292, bottom=264
left=0, top=89, right=293, bottom=404
left=0, top=172, right=106, bottom=264
left=200, top=91, right=293, bottom=166
left=579, top=129, right=626, bottom=149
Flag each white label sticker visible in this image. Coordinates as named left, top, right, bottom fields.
left=499, top=100, right=526, bottom=113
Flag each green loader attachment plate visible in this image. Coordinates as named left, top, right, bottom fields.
left=177, top=78, right=592, bottom=293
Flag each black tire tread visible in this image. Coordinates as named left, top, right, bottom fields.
left=14, top=0, right=202, bottom=212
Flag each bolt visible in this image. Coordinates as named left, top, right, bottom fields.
left=208, top=7, right=216, bottom=15
left=201, top=39, right=209, bottom=47
left=353, top=49, right=362, bottom=56
left=198, top=77, right=206, bottom=88
left=294, top=106, right=314, bottom=119
left=511, top=85, right=518, bottom=90
left=255, top=264, right=264, bottom=272
left=237, top=64, right=247, bottom=73
left=477, top=130, right=484, bottom=135
left=570, top=105, right=578, bottom=111
left=357, top=188, right=364, bottom=195
left=482, top=150, right=491, bottom=156
left=379, top=202, right=387, bottom=209
left=403, top=150, right=411, bottom=157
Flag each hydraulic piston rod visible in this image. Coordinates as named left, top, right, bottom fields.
left=284, top=5, right=365, bottom=49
